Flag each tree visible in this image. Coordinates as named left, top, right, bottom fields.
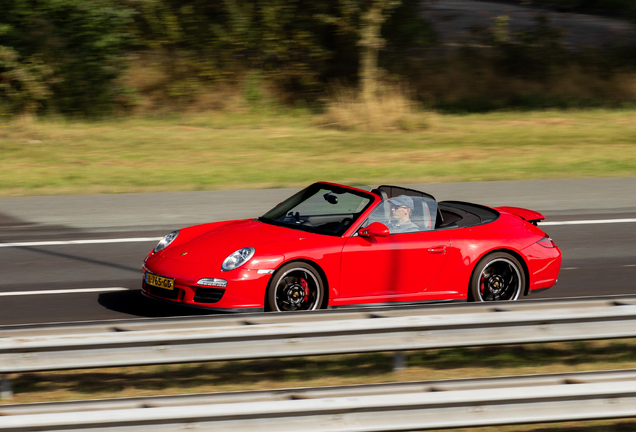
left=358, top=0, right=401, bottom=100
left=0, top=0, right=134, bottom=116
left=123, top=0, right=432, bottom=102
left=318, top=0, right=402, bottom=100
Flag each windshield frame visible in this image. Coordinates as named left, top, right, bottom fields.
left=258, top=182, right=377, bottom=237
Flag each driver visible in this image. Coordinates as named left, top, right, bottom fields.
left=387, top=195, right=419, bottom=234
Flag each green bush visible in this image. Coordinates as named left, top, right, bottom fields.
left=0, top=0, right=133, bottom=116
left=127, top=0, right=434, bottom=100
left=412, top=13, right=636, bottom=113
left=0, top=45, right=55, bottom=116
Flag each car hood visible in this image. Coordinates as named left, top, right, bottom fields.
left=160, top=219, right=318, bottom=265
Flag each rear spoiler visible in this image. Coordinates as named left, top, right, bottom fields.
left=494, top=206, right=545, bottom=226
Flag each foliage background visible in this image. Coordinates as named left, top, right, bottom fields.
left=1, top=0, right=635, bottom=117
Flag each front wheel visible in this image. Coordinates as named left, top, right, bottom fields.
left=267, top=262, right=324, bottom=312
left=470, top=252, right=525, bottom=302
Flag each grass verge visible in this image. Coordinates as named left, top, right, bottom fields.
left=2, top=340, right=636, bottom=431
left=3, top=339, right=635, bottom=399
left=3, top=339, right=636, bottom=431
left=1, top=109, right=635, bottom=197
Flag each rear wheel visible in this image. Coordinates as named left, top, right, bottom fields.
left=470, top=252, right=525, bottom=302
left=267, top=262, right=324, bottom=312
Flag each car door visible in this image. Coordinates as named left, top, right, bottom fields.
left=339, top=228, right=450, bottom=298
left=340, top=195, right=450, bottom=301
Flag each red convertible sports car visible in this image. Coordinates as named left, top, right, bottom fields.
left=141, top=182, right=561, bottom=312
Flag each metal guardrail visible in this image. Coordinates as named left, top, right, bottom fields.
left=2, top=296, right=636, bottom=375
left=2, top=369, right=636, bottom=431
left=1, top=296, right=636, bottom=373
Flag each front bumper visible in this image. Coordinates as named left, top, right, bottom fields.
left=142, top=257, right=272, bottom=310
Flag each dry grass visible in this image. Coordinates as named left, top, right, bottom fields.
left=0, top=109, right=635, bottom=196
left=3, top=339, right=636, bottom=405
left=3, top=340, right=636, bottom=431
left=318, top=85, right=433, bottom=132
left=1, top=340, right=635, bottom=431
left=416, top=58, right=636, bottom=111
left=120, top=53, right=249, bottom=114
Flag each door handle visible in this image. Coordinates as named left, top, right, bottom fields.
left=428, top=245, right=447, bottom=254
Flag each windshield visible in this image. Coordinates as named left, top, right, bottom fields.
left=260, top=183, right=374, bottom=236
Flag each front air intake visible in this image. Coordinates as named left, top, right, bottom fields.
left=194, top=287, right=226, bottom=303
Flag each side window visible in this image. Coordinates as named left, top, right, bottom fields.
left=363, top=202, right=391, bottom=227
left=409, top=196, right=437, bottom=232
left=362, top=196, right=438, bottom=235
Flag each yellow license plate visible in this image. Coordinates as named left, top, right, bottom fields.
left=146, top=273, right=175, bottom=290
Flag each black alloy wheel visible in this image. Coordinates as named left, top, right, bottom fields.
left=267, top=262, right=324, bottom=312
left=470, top=252, right=525, bottom=302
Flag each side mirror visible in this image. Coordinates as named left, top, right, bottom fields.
left=359, top=222, right=390, bottom=237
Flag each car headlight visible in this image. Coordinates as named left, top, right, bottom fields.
left=153, top=230, right=179, bottom=253
left=222, top=247, right=255, bottom=271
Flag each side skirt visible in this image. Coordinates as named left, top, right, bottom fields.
left=329, top=299, right=467, bottom=310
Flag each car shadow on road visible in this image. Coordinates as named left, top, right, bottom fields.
left=97, top=289, right=227, bottom=318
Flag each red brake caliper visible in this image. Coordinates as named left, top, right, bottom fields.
left=300, top=278, right=308, bottom=300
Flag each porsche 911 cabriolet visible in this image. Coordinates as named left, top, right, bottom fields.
left=141, top=182, right=561, bottom=312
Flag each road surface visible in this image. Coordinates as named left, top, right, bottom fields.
left=1, top=177, right=635, bottom=326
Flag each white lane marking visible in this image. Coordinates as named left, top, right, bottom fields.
left=0, top=237, right=161, bottom=248
left=0, top=287, right=129, bottom=297
left=563, top=267, right=578, bottom=270
left=625, top=265, right=636, bottom=267
left=0, top=218, right=634, bottom=247
left=540, top=218, right=636, bottom=226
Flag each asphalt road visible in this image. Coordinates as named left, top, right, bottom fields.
left=424, top=0, right=636, bottom=48
left=1, top=178, right=635, bottom=326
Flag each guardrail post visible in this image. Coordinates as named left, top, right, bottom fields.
left=1, top=374, right=12, bottom=399
left=393, top=352, right=406, bottom=371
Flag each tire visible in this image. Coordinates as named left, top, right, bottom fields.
left=267, top=262, right=325, bottom=312
left=470, top=252, right=525, bottom=302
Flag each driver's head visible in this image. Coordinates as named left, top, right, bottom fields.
left=388, top=195, right=413, bottom=217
